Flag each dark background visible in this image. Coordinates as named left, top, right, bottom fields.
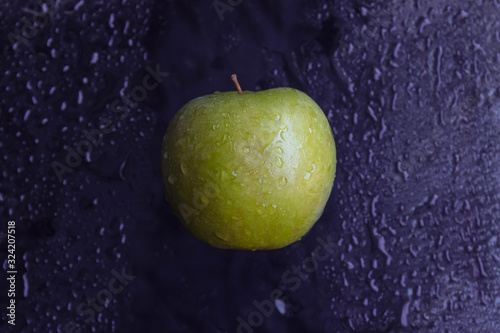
left=1, top=0, right=500, bottom=332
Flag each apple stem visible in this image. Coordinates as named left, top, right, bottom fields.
left=231, top=74, right=243, bottom=95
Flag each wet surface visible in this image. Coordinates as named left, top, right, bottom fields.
left=1, top=0, right=500, bottom=332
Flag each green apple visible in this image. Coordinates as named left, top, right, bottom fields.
left=161, top=76, right=336, bottom=250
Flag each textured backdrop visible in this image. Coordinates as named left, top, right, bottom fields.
left=1, top=0, right=500, bottom=332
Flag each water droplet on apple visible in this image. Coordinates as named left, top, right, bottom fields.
left=212, top=124, right=219, bottom=130
left=276, top=115, right=281, bottom=121
left=180, top=163, right=188, bottom=175
left=198, top=194, right=209, bottom=206
left=279, top=128, right=288, bottom=142
left=217, top=133, right=230, bottom=146
left=244, top=147, right=250, bottom=154
left=275, top=156, right=283, bottom=168
left=304, top=164, right=316, bottom=180
left=168, top=174, right=177, bottom=184
left=268, top=204, right=277, bottom=215
left=197, top=106, right=209, bottom=113
left=232, top=171, right=238, bottom=177
left=278, top=176, right=288, bottom=186
left=275, top=147, right=283, bottom=154
left=215, top=232, right=229, bottom=241
left=175, top=136, right=189, bottom=147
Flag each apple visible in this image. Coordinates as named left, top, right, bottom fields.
left=161, top=75, right=336, bottom=250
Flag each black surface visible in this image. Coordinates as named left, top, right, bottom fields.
left=1, top=0, right=500, bottom=332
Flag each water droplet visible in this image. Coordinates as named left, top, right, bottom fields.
left=197, top=106, right=209, bottom=113
left=279, top=128, right=287, bottom=142
left=268, top=204, right=277, bottom=215
left=175, top=136, right=189, bottom=147
left=275, top=299, right=286, bottom=314
left=180, top=163, right=188, bottom=175
left=168, top=174, right=177, bottom=184
left=232, top=171, right=238, bottom=177
left=278, top=176, right=288, bottom=186
left=215, top=232, right=229, bottom=241
left=275, top=156, right=283, bottom=168
left=163, top=151, right=168, bottom=159
left=244, top=147, right=250, bottom=154
left=304, top=164, right=316, bottom=180
left=217, top=133, right=230, bottom=146
left=22, top=272, right=29, bottom=298
left=198, top=193, right=209, bottom=206
left=275, top=147, right=283, bottom=154
left=212, top=124, right=219, bottom=130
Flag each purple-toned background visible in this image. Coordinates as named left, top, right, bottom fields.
left=1, top=0, right=500, bottom=332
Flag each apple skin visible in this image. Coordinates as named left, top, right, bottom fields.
left=161, top=87, right=336, bottom=250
